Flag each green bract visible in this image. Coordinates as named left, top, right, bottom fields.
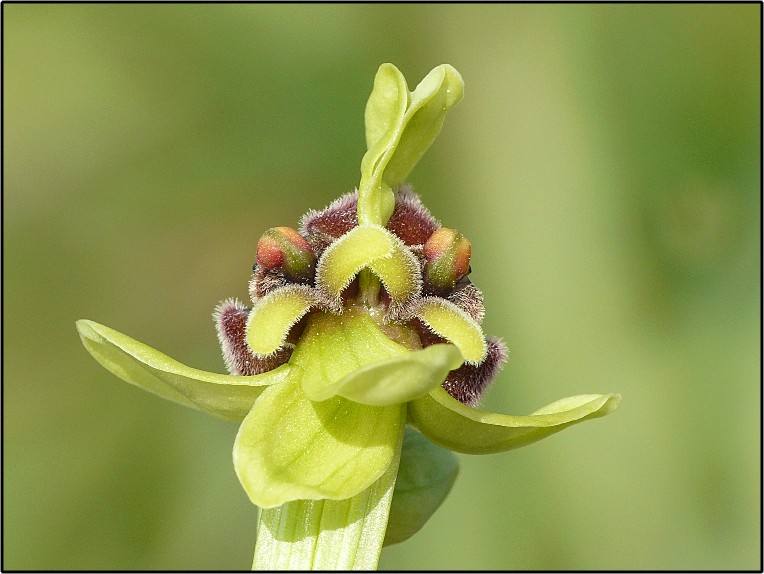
left=77, top=63, right=620, bottom=570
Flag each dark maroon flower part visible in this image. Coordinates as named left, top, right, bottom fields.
left=215, top=185, right=507, bottom=405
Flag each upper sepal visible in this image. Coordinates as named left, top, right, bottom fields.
left=409, top=387, right=621, bottom=454
left=76, top=319, right=287, bottom=421
left=358, top=63, right=464, bottom=226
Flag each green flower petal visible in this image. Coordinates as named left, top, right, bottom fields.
left=291, top=307, right=461, bottom=405
left=359, top=64, right=407, bottom=227
left=76, top=320, right=287, bottom=422
left=233, top=372, right=405, bottom=508
left=315, top=225, right=394, bottom=297
left=335, top=344, right=463, bottom=406
left=415, top=297, right=487, bottom=364
left=246, top=285, right=317, bottom=356
left=316, top=225, right=421, bottom=308
left=384, top=426, right=459, bottom=546
left=409, top=387, right=622, bottom=455
left=291, top=307, right=406, bottom=402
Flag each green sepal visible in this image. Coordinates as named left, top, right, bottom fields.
left=316, top=225, right=421, bottom=308
left=233, top=372, right=405, bottom=508
left=246, top=285, right=318, bottom=357
left=364, top=63, right=408, bottom=168
left=359, top=64, right=407, bottom=226
left=76, top=319, right=287, bottom=422
left=409, top=388, right=622, bottom=455
left=382, top=64, right=464, bottom=188
left=358, top=63, right=464, bottom=226
left=292, top=307, right=463, bottom=404
left=384, top=426, right=459, bottom=546
left=415, top=297, right=487, bottom=364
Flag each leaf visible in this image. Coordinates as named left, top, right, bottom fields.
left=246, top=285, right=318, bottom=356
left=415, top=297, right=487, bottom=364
left=409, top=388, right=622, bottom=455
left=76, top=320, right=287, bottom=422
left=233, top=373, right=405, bottom=508
left=384, top=426, right=459, bottom=546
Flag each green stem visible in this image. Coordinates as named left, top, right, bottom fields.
left=252, top=425, right=404, bottom=570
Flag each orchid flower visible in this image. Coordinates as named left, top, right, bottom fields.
left=77, top=63, right=620, bottom=570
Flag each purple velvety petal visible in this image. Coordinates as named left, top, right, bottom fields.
left=441, top=336, right=508, bottom=407
left=447, top=282, right=485, bottom=323
left=386, top=185, right=440, bottom=246
left=249, top=266, right=289, bottom=301
left=299, top=191, right=359, bottom=255
left=213, top=298, right=292, bottom=375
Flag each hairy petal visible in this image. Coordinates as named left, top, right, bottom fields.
left=246, top=285, right=332, bottom=357
left=447, top=282, right=485, bottom=324
left=411, top=297, right=487, bottom=364
left=248, top=266, right=289, bottom=301
left=442, top=336, right=508, bottom=406
left=386, top=185, right=440, bottom=246
left=316, top=225, right=421, bottom=312
left=299, top=191, right=359, bottom=255
left=213, top=298, right=293, bottom=375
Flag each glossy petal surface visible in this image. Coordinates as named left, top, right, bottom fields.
left=292, top=307, right=463, bottom=405
left=76, top=320, right=286, bottom=421
left=410, top=387, right=622, bottom=454
left=233, top=373, right=405, bottom=508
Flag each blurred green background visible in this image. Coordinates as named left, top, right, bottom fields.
left=4, top=4, right=760, bottom=570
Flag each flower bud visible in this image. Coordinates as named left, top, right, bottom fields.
left=256, top=227, right=316, bottom=283
left=422, top=227, right=471, bottom=295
